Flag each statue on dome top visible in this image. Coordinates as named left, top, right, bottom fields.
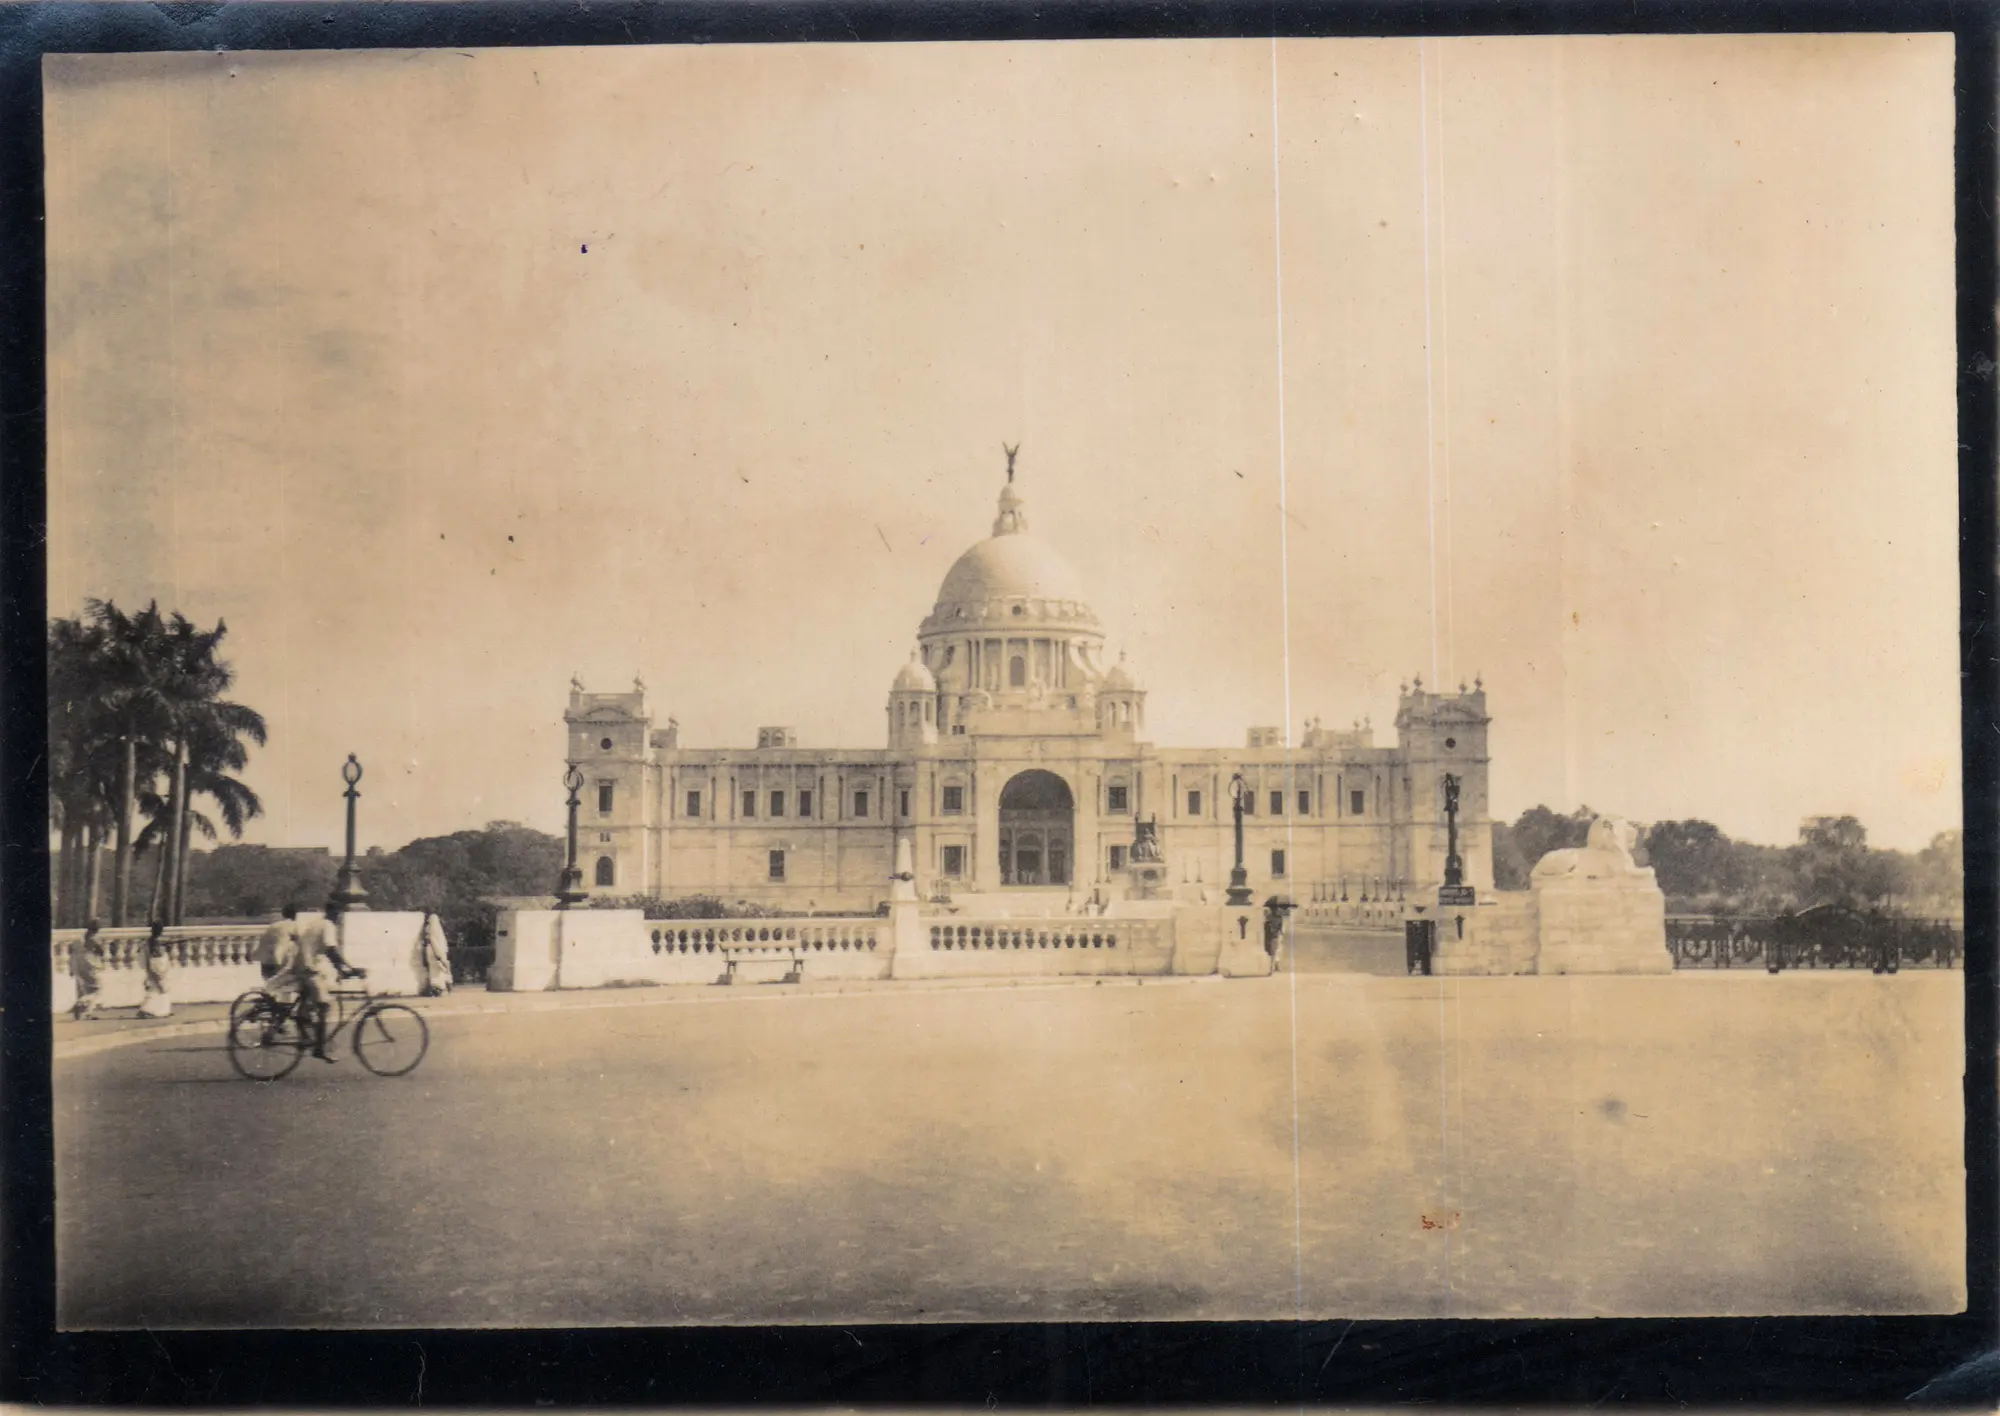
left=1003, top=441, right=1020, bottom=483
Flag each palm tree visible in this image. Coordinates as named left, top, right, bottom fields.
left=83, top=600, right=177, bottom=926
left=47, top=616, right=131, bottom=926
left=167, top=699, right=266, bottom=922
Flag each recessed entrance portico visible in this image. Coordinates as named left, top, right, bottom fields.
left=998, top=769, right=1073, bottom=887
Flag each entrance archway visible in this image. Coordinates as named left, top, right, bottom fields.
left=999, top=770, right=1073, bottom=886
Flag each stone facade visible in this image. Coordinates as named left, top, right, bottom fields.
left=566, top=471, right=1495, bottom=912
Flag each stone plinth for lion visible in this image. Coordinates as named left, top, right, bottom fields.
left=1528, top=816, right=1673, bottom=975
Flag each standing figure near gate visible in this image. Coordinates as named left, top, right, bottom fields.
left=138, top=921, right=174, bottom=1018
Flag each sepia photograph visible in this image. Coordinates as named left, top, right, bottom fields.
left=41, top=31, right=1966, bottom=1333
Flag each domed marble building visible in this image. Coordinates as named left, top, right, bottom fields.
left=565, top=464, right=1493, bottom=911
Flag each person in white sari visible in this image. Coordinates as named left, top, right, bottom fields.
left=138, top=921, right=174, bottom=1018
left=420, top=913, right=452, bottom=996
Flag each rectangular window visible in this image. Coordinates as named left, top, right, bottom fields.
left=1270, top=790, right=1284, bottom=817
left=1271, top=849, right=1287, bottom=878
left=770, top=790, right=786, bottom=818
left=1188, top=789, right=1203, bottom=816
left=741, top=789, right=756, bottom=819
left=597, top=782, right=614, bottom=815
left=798, top=789, right=813, bottom=818
left=854, top=789, right=870, bottom=818
left=685, top=790, right=702, bottom=819
left=941, top=784, right=965, bottom=814
left=1109, top=844, right=1127, bottom=872
left=1107, top=784, right=1129, bottom=813
left=1298, top=789, right=1311, bottom=815
left=941, top=845, right=965, bottom=877
left=900, top=788, right=911, bottom=817
left=768, top=849, right=786, bottom=882
left=1350, top=789, right=1366, bottom=816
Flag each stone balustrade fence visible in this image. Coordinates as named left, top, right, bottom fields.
left=52, top=925, right=267, bottom=1012
left=917, top=916, right=1174, bottom=977
left=53, top=913, right=442, bottom=1013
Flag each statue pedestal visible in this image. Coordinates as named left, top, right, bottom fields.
left=1216, top=905, right=1273, bottom=978
left=1533, top=873, right=1673, bottom=975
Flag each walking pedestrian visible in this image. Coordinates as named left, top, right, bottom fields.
left=421, top=912, right=453, bottom=997
left=138, top=920, right=175, bottom=1018
left=70, top=919, right=106, bottom=1021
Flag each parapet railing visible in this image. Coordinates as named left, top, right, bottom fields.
left=52, top=924, right=265, bottom=972
left=1666, top=913, right=1962, bottom=971
left=926, top=920, right=1162, bottom=952
left=1294, top=901, right=1406, bottom=929
left=647, top=919, right=882, bottom=957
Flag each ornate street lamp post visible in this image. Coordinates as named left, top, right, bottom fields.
left=556, top=762, right=587, bottom=908
left=1226, top=773, right=1254, bottom=906
left=1442, top=772, right=1465, bottom=890
left=327, top=754, right=370, bottom=917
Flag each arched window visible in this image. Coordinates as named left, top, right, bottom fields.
left=594, top=856, right=615, bottom=887
left=1010, top=656, right=1026, bottom=687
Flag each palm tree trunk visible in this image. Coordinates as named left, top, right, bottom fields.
left=147, top=842, right=168, bottom=927
left=54, top=821, right=74, bottom=927
left=83, top=822, right=104, bottom=923
left=172, top=791, right=193, bottom=926
left=162, top=738, right=188, bottom=927
left=67, top=823, right=86, bottom=927
left=113, top=734, right=135, bottom=927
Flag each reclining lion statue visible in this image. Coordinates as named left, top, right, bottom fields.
left=1531, top=815, right=1651, bottom=882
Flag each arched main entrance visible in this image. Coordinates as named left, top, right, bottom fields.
left=999, top=770, right=1073, bottom=887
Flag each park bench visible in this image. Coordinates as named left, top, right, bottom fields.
left=718, top=953, right=804, bottom=986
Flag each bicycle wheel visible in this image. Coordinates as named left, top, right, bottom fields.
left=229, top=989, right=275, bottom=1030
left=352, top=1003, right=429, bottom=1077
left=228, top=1000, right=305, bottom=1082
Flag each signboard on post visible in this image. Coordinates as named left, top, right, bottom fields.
left=1438, top=885, right=1477, bottom=908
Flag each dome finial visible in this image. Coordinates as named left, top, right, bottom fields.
left=993, top=446, right=1027, bottom=536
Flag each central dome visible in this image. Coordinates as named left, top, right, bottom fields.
left=934, top=534, right=1091, bottom=612
left=920, top=476, right=1100, bottom=635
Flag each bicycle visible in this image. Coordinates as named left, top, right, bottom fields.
left=227, top=972, right=430, bottom=1081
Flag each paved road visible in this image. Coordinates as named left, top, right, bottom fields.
left=56, top=973, right=1964, bottom=1327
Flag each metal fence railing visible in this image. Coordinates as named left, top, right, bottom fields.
left=1667, top=908, right=1962, bottom=972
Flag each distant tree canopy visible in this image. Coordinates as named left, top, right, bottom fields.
left=360, top=822, right=567, bottom=952
left=180, top=846, right=337, bottom=921
left=175, top=821, right=562, bottom=954
left=1494, top=805, right=1962, bottom=918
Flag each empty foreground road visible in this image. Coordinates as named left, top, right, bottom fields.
left=56, top=972, right=1964, bottom=1327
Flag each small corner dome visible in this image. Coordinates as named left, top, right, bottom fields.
left=1103, top=652, right=1138, bottom=690
left=892, top=652, right=937, bottom=693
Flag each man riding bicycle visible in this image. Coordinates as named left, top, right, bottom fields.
left=270, top=911, right=366, bottom=1063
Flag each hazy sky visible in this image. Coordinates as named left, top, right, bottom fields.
left=46, top=34, right=1959, bottom=852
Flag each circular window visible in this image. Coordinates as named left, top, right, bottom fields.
left=599, top=737, right=613, bottom=751
left=1011, top=604, right=1025, bottom=617
left=1444, top=737, right=1456, bottom=750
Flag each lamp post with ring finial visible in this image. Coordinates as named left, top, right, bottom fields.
left=327, top=754, right=370, bottom=918
left=556, top=763, right=588, bottom=908
left=1226, top=773, right=1255, bottom=906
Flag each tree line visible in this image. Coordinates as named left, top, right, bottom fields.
left=49, top=601, right=267, bottom=928
left=1493, top=806, right=1963, bottom=918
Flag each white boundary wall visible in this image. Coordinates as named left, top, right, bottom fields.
left=51, top=911, right=440, bottom=1011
